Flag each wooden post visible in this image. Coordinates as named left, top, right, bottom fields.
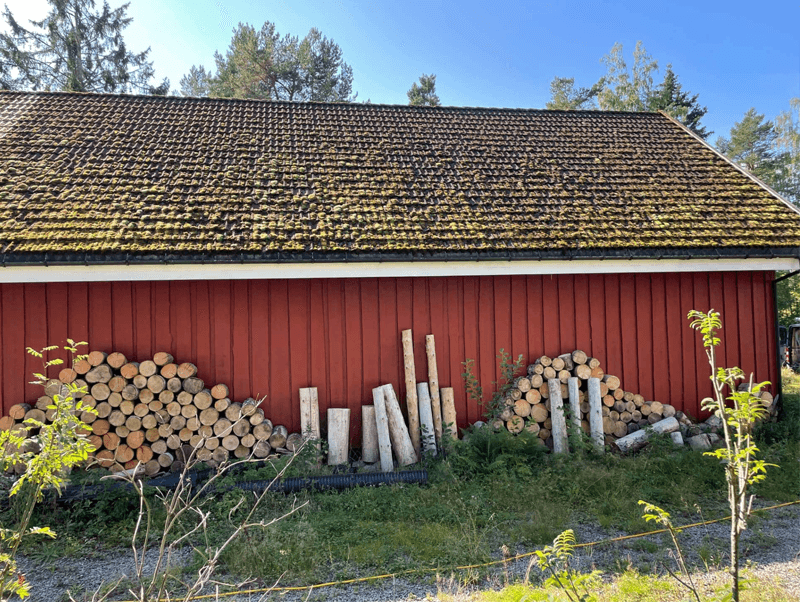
left=587, top=377, right=604, bottom=452
left=548, top=379, right=568, bottom=454
left=440, top=387, right=458, bottom=440
left=299, top=387, right=320, bottom=440
left=327, top=408, right=350, bottom=465
left=568, top=377, right=581, bottom=434
left=381, top=384, right=418, bottom=466
left=425, top=334, right=443, bottom=447
left=416, top=383, right=437, bottom=457
left=371, top=387, right=394, bottom=472
left=401, top=329, right=421, bottom=458
left=361, top=405, right=379, bottom=463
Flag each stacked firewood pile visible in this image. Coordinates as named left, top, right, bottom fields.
left=1, top=350, right=300, bottom=475
left=493, top=350, right=677, bottom=446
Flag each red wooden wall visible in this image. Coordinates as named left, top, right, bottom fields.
left=0, top=271, right=778, bottom=441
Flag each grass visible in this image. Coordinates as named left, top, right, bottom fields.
left=5, top=374, right=799, bottom=598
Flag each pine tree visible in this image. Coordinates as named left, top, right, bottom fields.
left=407, top=74, right=440, bottom=106
left=184, top=22, right=354, bottom=102
left=179, top=65, right=211, bottom=97
left=648, top=65, right=711, bottom=139
left=716, top=108, right=787, bottom=185
left=0, top=0, right=167, bottom=94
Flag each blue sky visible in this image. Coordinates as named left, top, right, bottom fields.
left=3, top=0, right=799, bottom=142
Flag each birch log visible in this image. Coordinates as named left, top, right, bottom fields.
left=548, top=379, right=568, bottom=454
left=613, top=417, right=679, bottom=453
left=587, top=377, right=604, bottom=452
left=327, top=409, right=350, bottom=465
left=361, top=405, right=379, bottom=463
left=425, top=334, right=443, bottom=447
left=568, top=377, right=581, bottom=432
left=371, top=387, right=394, bottom=472
left=416, top=383, right=437, bottom=457
left=401, top=329, right=421, bottom=458
left=299, top=387, right=320, bottom=440
left=441, top=387, right=458, bottom=440
left=381, top=384, right=417, bottom=466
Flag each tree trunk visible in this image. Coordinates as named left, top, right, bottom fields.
left=361, top=405, right=379, bottom=464
left=416, top=383, right=437, bottom=456
left=401, top=329, right=420, bottom=458
left=371, top=388, right=395, bottom=472
left=440, top=387, right=458, bottom=440
left=381, top=383, right=418, bottom=466
left=425, top=334, right=444, bottom=446
left=327, top=408, right=350, bottom=465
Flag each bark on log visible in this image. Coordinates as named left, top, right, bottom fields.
left=416, top=383, right=437, bottom=456
left=361, top=405, right=379, bottom=464
left=425, top=334, right=444, bottom=446
left=370, top=388, right=394, bottom=471
left=613, top=417, right=679, bottom=453
left=299, top=387, right=321, bottom=441
left=327, top=408, right=350, bottom=465
left=587, top=378, right=604, bottom=451
left=440, top=387, right=458, bottom=441
left=401, top=329, right=421, bottom=458
left=548, top=379, right=568, bottom=454
left=572, top=350, right=588, bottom=365
left=381, top=384, right=418, bottom=466
left=568, top=377, right=581, bottom=433
left=602, top=375, right=621, bottom=390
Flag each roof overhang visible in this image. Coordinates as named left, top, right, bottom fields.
left=0, top=256, right=797, bottom=283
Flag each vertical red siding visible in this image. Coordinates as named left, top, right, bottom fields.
left=0, top=271, right=779, bottom=437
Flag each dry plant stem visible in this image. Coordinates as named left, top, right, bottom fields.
left=113, top=440, right=308, bottom=602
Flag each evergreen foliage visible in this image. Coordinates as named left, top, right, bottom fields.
left=716, top=108, right=788, bottom=186
left=647, top=65, right=711, bottom=139
left=545, top=76, right=604, bottom=110
left=0, top=0, right=167, bottom=94
left=407, top=73, right=440, bottom=106
left=183, top=22, right=355, bottom=102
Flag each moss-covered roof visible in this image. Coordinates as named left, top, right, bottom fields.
left=0, top=90, right=799, bottom=263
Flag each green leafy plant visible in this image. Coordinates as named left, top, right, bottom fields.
left=0, top=340, right=95, bottom=599
left=688, top=309, right=776, bottom=602
left=638, top=500, right=701, bottom=602
left=526, top=529, right=600, bottom=602
left=462, top=349, right=525, bottom=420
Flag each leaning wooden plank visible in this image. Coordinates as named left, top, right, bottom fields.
left=440, top=387, right=458, bottom=440
left=371, top=387, right=394, bottom=472
left=327, top=408, right=350, bottom=465
left=401, top=329, right=421, bottom=458
left=425, top=334, right=444, bottom=447
left=548, top=379, right=569, bottom=454
left=613, top=417, right=680, bottom=454
left=361, top=405, right=379, bottom=464
left=416, top=383, right=437, bottom=457
left=381, top=384, right=418, bottom=466
left=587, top=378, right=604, bottom=452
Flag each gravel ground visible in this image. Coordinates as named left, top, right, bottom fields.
left=17, top=502, right=800, bottom=602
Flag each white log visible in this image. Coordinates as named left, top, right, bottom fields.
left=568, top=377, right=581, bottom=434
left=299, top=387, right=320, bottom=440
left=416, top=383, right=437, bottom=457
left=381, top=384, right=418, bottom=466
left=371, top=388, right=394, bottom=472
left=441, top=387, right=458, bottom=440
left=401, top=329, right=421, bottom=458
left=587, top=378, right=604, bottom=452
left=425, top=334, right=444, bottom=447
left=548, top=378, right=568, bottom=454
left=613, top=417, right=680, bottom=454
left=361, top=405, right=379, bottom=463
left=327, top=408, right=350, bottom=465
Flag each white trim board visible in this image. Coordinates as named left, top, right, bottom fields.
left=0, top=257, right=797, bottom=283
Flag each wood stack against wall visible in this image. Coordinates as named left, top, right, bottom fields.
left=1, top=350, right=301, bottom=475
left=495, top=350, right=680, bottom=446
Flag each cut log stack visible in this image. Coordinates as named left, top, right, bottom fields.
left=491, top=350, right=679, bottom=448
left=1, top=350, right=301, bottom=475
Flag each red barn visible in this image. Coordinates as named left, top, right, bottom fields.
left=0, top=91, right=798, bottom=439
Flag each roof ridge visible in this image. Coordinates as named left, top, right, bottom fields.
left=0, top=89, right=666, bottom=116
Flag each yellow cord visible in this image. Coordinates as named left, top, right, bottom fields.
left=123, top=498, right=800, bottom=602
